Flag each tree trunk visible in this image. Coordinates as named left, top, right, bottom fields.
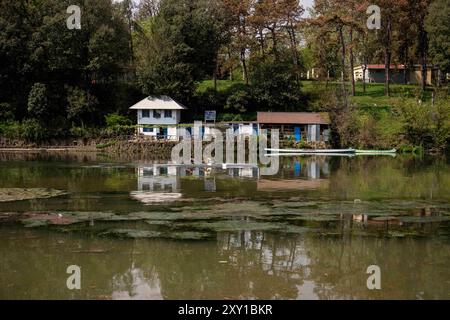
left=241, top=49, right=249, bottom=85
left=240, top=14, right=249, bottom=85
left=384, top=19, right=392, bottom=97
left=326, top=70, right=330, bottom=88
left=403, top=47, right=409, bottom=85
left=419, top=27, right=428, bottom=90
left=349, top=28, right=356, bottom=96
left=287, top=23, right=300, bottom=84
left=259, top=28, right=265, bottom=57
left=338, top=26, right=348, bottom=106
left=270, top=26, right=279, bottom=61
left=213, top=63, right=218, bottom=92
left=362, top=65, right=367, bottom=94
left=227, top=47, right=233, bottom=81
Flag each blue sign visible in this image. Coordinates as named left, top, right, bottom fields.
left=205, top=110, right=216, bottom=122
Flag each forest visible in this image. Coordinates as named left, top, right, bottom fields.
left=0, top=0, right=449, bottom=150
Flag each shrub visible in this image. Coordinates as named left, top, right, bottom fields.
left=105, top=113, right=133, bottom=127
left=225, top=89, right=252, bottom=113
left=96, top=140, right=118, bottom=149
left=0, top=102, right=14, bottom=121
left=21, top=119, right=48, bottom=142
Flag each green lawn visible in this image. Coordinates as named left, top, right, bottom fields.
left=197, top=79, right=444, bottom=109
left=196, top=79, right=247, bottom=94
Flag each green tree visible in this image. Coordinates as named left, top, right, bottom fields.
left=135, top=0, right=228, bottom=102
left=66, top=87, right=98, bottom=127
left=27, top=83, right=49, bottom=122
left=250, top=59, right=304, bottom=111
left=225, top=89, right=252, bottom=113
left=425, top=0, right=450, bottom=75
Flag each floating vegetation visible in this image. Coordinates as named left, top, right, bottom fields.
left=2, top=195, right=450, bottom=241
left=100, top=228, right=212, bottom=240
left=130, top=192, right=183, bottom=204
left=286, top=214, right=341, bottom=222
left=178, top=220, right=285, bottom=232
left=283, top=225, right=317, bottom=234
left=0, top=188, right=67, bottom=203
left=398, top=216, right=450, bottom=223
left=271, top=201, right=320, bottom=209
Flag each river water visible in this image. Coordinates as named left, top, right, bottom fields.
left=0, top=152, right=449, bottom=299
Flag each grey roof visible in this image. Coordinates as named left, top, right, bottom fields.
left=130, top=96, right=187, bottom=110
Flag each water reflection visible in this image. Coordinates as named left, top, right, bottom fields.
left=1, top=152, right=450, bottom=299
left=1, top=227, right=449, bottom=300
left=131, top=158, right=332, bottom=204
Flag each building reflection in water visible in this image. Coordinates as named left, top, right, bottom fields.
left=137, top=165, right=179, bottom=192
left=111, top=263, right=163, bottom=300
left=98, top=225, right=450, bottom=300
left=132, top=157, right=332, bottom=203
left=258, top=158, right=330, bottom=191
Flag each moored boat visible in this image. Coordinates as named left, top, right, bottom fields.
left=355, top=149, right=397, bottom=154
left=265, top=148, right=356, bottom=154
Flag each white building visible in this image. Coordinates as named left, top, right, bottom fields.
left=130, top=96, right=187, bottom=139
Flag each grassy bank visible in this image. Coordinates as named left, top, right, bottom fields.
left=196, top=80, right=450, bottom=152
left=1, top=80, right=448, bottom=152
left=198, top=80, right=439, bottom=109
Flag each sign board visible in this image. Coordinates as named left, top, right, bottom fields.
left=205, top=110, right=216, bottom=122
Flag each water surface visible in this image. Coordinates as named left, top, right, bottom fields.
left=0, top=152, right=449, bottom=299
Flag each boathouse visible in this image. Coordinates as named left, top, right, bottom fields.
left=257, top=112, right=330, bottom=142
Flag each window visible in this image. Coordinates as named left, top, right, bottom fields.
left=153, top=110, right=161, bottom=119
left=142, top=110, right=150, bottom=118
left=164, top=110, right=172, bottom=118
left=143, top=127, right=153, bottom=133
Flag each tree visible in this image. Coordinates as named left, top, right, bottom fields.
left=408, top=0, right=432, bottom=91
left=425, top=0, right=450, bottom=79
left=27, top=83, right=49, bottom=122
left=0, top=0, right=132, bottom=128
left=66, top=87, right=98, bottom=127
left=250, top=59, right=304, bottom=112
left=135, top=0, right=228, bottom=102
left=222, top=0, right=253, bottom=84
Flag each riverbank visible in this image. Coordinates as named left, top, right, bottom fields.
left=0, top=137, right=178, bottom=158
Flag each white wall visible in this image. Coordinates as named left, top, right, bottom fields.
left=136, top=109, right=181, bottom=138
left=137, top=109, right=180, bottom=125
left=238, top=124, right=257, bottom=136
left=138, top=126, right=180, bottom=138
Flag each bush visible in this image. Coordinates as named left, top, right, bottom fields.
left=27, top=83, right=49, bottom=121
left=398, top=144, right=424, bottom=154
left=0, top=102, right=14, bottom=121
left=21, top=119, right=48, bottom=142
left=96, top=140, right=118, bottom=149
left=105, top=113, right=133, bottom=127
left=225, top=89, right=252, bottom=113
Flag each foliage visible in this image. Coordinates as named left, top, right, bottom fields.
left=96, top=140, right=118, bottom=149
left=105, top=113, right=133, bottom=127
left=0, top=102, right=14, bottom=121
left=66, top=87, right=98, bottom=125
left=225, top=89, right=252, bottom=113
left=134, top=0, right=228, bottom=103
left=0, top=0, right=133, bottom=128
left=425, top=0, right=450, bottom=73
left=27, top=83, right=49, bottom=122
left=20, top=119, right=48, bottom=142
left=250, top=59, right=304, bottom=111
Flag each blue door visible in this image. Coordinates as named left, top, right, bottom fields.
left=162, top=127, right=168, bottom=138
left=294, top=126, right=301, bottom=142
left=294, top=161, right=301, bottom=177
